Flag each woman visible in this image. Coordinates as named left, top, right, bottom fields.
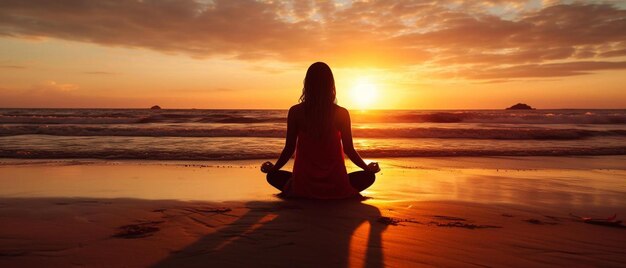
left=260, top=62, right=380, bottom=199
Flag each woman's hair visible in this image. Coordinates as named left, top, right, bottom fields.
left=299, top=62, right=337, bottom=138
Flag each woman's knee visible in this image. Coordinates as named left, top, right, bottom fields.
left=350, top=171, right=376, bottom=191
left=266, top=170, right=291, bottom=190
left=364, top=171, right=376, bottom=186
left=355, top=170, right=375, bottom=181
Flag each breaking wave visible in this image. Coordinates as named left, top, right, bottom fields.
left=1, top=124, right=625, bottom=140
left=1, top=109, right=625, bottom=124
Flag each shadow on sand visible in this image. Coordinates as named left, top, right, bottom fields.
left=152, top=197, right=386, bottom=268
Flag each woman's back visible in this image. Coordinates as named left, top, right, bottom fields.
left=287, top=104, right=358, bottom=199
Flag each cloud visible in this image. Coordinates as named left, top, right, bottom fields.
left=0, top=0, right=624, bottom=79
left=1, top=65, right=27, bottom=69
left=446, top=61, right=626, bottom=79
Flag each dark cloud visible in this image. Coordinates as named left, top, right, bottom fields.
left=0, top=0, right=624, bottom=79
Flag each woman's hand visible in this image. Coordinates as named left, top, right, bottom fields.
left=366, top=162, right=381, bottom=173
left=261, top=161, right=275, bottom=173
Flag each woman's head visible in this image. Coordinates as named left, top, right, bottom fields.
left=299, top=62, right=337, bottom=137
left=300, top=62, right=336, bottom=106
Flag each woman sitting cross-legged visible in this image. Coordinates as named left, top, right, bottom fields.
left=260, top=62, right=380, bottom=199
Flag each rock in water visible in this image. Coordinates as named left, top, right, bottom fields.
left=506, top=103, right=535, bottom=110
left=150, top=105, right=161, bottom=110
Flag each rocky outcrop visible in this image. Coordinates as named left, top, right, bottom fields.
left=506, top=103, right=535, bottom=110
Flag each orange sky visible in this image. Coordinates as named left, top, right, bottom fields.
left=0, top=0, right=625, bottom=109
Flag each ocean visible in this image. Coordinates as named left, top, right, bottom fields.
left=0, top=108, right=625, bottom=160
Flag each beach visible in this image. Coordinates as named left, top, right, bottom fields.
left=1, top=156, right=625, bottom=267
left=3, top=0, right=626, bottom=266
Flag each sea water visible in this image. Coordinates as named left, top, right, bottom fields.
left=0, top=109, right=624, bottom=160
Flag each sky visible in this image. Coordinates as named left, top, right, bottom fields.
left=0, top=0, right=625, bottom=109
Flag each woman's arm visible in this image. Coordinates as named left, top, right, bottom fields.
left=339, top=108, right=372, bottom=171
left=269, top=106, right=298, bottom=171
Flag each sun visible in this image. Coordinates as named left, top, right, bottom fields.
left=351, top=78, right=378, bottom=109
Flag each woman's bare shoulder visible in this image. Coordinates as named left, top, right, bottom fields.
left=289, top=103, right=304, bottom=114
left=333, top=104, right=349, bottom=116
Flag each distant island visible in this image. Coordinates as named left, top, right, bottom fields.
left=506, top=103, right=535, bottom=110
left=150, top=105, right=161, bottom=110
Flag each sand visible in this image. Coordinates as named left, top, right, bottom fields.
left=0, top=156, right=625, bottom=267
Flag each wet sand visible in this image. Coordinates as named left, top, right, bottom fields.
left=0, top=156, right=625, bottom=267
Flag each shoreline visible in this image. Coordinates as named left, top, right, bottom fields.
left=2, top=154, right=626, bottom=167
left=1, top=156, right=625, bottom=204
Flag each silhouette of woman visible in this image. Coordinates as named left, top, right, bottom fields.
left=261, top=62, right=380, bottom=199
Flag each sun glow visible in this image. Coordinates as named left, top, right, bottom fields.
left=351, top=78, right=378, bottom=109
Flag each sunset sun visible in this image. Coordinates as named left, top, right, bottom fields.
left=351, top=78, right=378, bottom=109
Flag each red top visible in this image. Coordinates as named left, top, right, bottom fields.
left=285, top=130, right=358, bottom=199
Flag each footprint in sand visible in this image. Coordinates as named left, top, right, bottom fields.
left=113, top=221, right=164, bottom=239
left=524, top=219, right=558, bottom=225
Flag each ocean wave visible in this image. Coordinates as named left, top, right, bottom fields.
left=1, top=147, right=624, bottom=160
left=1, top=124, right=625, bottom=140
left=1, top=109, right=625, bottom=124
left=0, top=116, right=139, bottom=124
left=351, top=111, right=626, bottom=124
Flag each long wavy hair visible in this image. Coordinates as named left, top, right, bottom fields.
left=299, top=62, right=337, bottom=138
